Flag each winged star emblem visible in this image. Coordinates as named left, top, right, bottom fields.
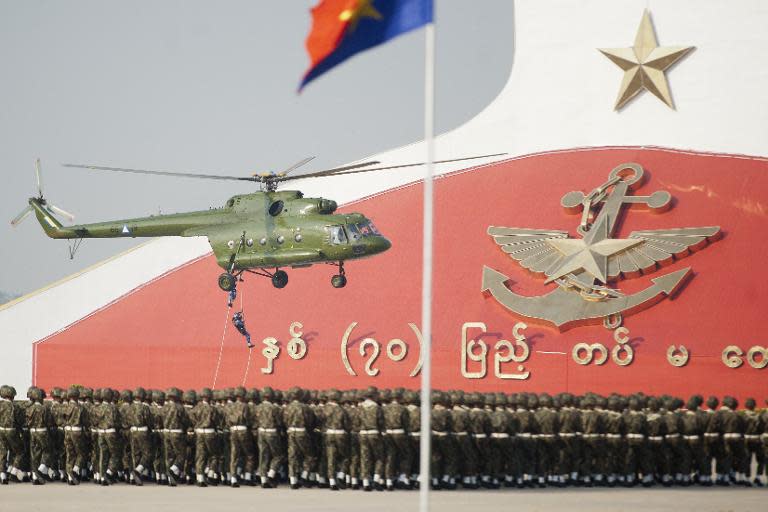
left=482, top=163, right=720, bottom=329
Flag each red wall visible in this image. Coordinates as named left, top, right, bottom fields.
left=34, top=147, right=768, bottom=403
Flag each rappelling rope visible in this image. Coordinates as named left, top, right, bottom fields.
left=211, top=300, right=232, bottom=389
left=240, top=283, right=254, bottom=386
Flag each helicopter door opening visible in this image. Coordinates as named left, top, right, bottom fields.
left=329, top=225, right=348, bottom=245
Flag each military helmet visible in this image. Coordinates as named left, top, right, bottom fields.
left=183, top=389, right=197, bottom=404
left=560, top=393, right=574, bottom=407
left=380, top=389, right=392, bottom=402
left=745, top=397, right=756, bottom=410
left=234, top=386, right=246, bottom=399
left=248, top=388, right=260, bottom=402
left=647, top=396, right=659, bottom=411
left=152, top=389, right=165, bottom=403
left=484, top=393, right=496, bottom=407
left=449, top=390, right=463, bottom=407
left=286, top=387, right=299, bottom=401
left=723, top=395, right=738, bottom=409
left=199, top=387, right=213, bottom=400
left=628, top=397, right=641, bottom=411
left=539, top=393, right=553, bottom=408
left=27, top=386, right=41, bottom=401
left=120, top=389, right=133, bottom=402
left=328, top=389, right=342, bottom=402
left=66, top=386, right=80, bottom=400
left=393, top=387, right=405, bottom=401
left=507, top=393, right=518, bottom=408
left=93, top=388, right=104, bottom=401
left=51, top=387, right=64, bottom=399
left=582, top=395, right=595, bottom=408
left=134, top=387, right=147, bottom=401
left=274, top=389, right=284, bottom=403
left=495, top=393, right=507, bottom=407
left=362, top=386, right=378, bottom=401
left=431, top=390, right=444, bottom=406
left=166, top=387, right=181, bottom=400
left=706, top=395, right=719, bottom=410
left=261, top=386, right=274, bottom=401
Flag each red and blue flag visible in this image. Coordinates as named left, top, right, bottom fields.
left=300, top=0, right=433, bottom=90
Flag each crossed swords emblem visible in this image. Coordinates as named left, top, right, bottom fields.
left=482, top=163, right=721, bottom=330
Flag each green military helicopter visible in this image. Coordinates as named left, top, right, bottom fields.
left=12, top=154, right=500, bottom=292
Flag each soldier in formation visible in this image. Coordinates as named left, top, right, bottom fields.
left=0, top=384, right=766, bottom=490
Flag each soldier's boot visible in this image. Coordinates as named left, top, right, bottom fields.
left=329, top=476, right=340, bottom=491
left=195, top=473, right=208, bottom=487
left=396, top=473, right=411, bottom=490
left=373, top=474, right=384, bottom=491
left=363, top=478, right=373, bottom=491
left=0, top=472, right=8, bottom=485
left=31, top=471, right=45, bottom=486
left=289, top=476, right=300, bottom=489
left=261, top=469, right=277, bottom=489
left=385, top=478, right=395, bottom=491
left=351, top=477, right=361, bottom=490
left=230, top=475, right=240, bottom=488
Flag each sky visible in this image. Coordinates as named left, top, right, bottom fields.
left=0, top=0, right=513, bottom=298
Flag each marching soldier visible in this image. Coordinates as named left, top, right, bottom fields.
left=48, top=388, right=67, bottom=481
left=382, top=388, right=410, bottom=490
left=404, top=390, right=420, bottom=487
left=682, top=396, right=706, bottom=485
left=429, top=390, right=454, bottom=490
left=149, top=390, right=167, bottom=485
left=580, top=394, right=604, bottom=486
left=25, top=387, right=51, bottom=485
left=95, top=388, right=121, bottom=486
left=760, top=399, right=768, bottom=486
left=255, top=386, right=284, bottom=488
left=162, top=388, right=189, bottom=487
left=191, top=388, right=217, bottom=487
left=358, top=386, right=385, bottom=491
left=450, top=390, right=476, bottom=488
left=535, top=393, right=560, bottom=487
left=557, top=393, right=583, bottom=486
left=468, top=393, right=491, bottom=488
left=623, top=396, right=650, bottom=487
left=742, top=398, right=763, bottom=486
left=321, top=389, right=349, bottom=490
left=703, top=395, right=721, bottom=485
left=126, top=387, right=152, bottom=486
left=489, top=393, right=513, bottom=489
left=709, top=395, right=745, bottom=485
left=283, top=387, right=314, bottom=489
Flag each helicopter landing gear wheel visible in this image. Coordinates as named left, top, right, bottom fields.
left=331, top=274, right=347, bottom=289
left=218, top=272, right=237, bottom=292
left=271, top=270, right=288, bottom=289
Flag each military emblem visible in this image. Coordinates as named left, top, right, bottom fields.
left=482, top=163, right=720, bottom=330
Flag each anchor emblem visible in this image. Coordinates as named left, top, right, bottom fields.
left=482, top=163, right=720, bottom=330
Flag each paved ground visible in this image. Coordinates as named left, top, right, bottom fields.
left=0, top=485, right=764, bottom=512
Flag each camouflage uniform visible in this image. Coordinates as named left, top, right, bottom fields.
left=162, top=388, right=189, bottom=486
left=580, top=395, right=605, bottom=486
left=191, top=388, right=218, bottom=486
left=468, top=393, right=492, bottom=487
left=49, top=388, right=68, bottom=481
left=646, top=397, right=667, bottom=484
left=534, top=393, right=560, bottom=486
left=255, top=387, right=284, bottom=487
left=430, top=391, right=454, bottom=489
left=604, top=396, right=625, bottom=486
left=708, top=396, right=745, bottom=485
left=358, top=387, right=385, bottom=490
left=382, top=389, right=410, bottom=489
left=25, top=387, right=52, bottom=485
left=126, top=387, right=152, bottom=485
left=149, top=391, right=167, bottom=483
left=623, top=396, right=650, bottom=486
left=702, top=396, right=722, bottom=485
left=345, top=392, right=362, bottom=488
left=557, top=393, right=583, bottom=485
left=225, top=387, right=256, bottom=487
left=515, top=393, right=539, bottom=487
left=682, top=396, right=705, bottom=485
left=742, top=398, right=763, bottom=485
left=283, top=387, right=315, bottom=488
left=322, top=389, right=349, bottom=490
left=95, top=389, right=121, bottom=485
left=450, top=391, right=477, bottom=488
left=404, top=391, right=421, bottom=484
left=759, top=402, right=768, bottom=485
left=489, top=393, right=514, bottom=488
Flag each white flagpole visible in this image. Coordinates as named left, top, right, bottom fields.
left=419, top=16, right=436, bottom=512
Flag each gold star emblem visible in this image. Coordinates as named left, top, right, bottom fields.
left=599, top=10, right=694, bottom=110
left=545, top=216, right=642, bottom=284
left=339, top=0, right=383, bottom=33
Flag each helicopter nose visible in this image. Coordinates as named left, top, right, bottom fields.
left=372, top=236, right=392, bottom=254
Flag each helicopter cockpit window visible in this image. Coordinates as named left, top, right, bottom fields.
left=329, top=226, right=348, bottom=245
left=268, top=200, right=284, bottom=217
left=346, top=223, right=361, bottom=241
left=356, top=221, right=381, bottom=237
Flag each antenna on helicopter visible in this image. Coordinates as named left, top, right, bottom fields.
left=11, top=159, right=75, bottom=227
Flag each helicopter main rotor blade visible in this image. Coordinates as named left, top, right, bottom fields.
left=287, top=153, right=508, bottom=180
left=277, top=156, right=316, bottom=176
left=62, top=164, right=255, bottom=182
left=10, top=205, right=33, bottom=227
left=278, top=160, right=382, bottom=182
left=35, top=158, right=44, bottom=198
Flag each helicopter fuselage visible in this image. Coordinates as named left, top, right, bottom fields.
left=29, top=190, right=392, bottom=274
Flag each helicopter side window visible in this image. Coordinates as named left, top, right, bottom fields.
left=329, top=226, right=348, bottom=245
left=269, top=200, right=284, bottom=217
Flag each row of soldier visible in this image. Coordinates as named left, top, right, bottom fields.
left=1, top=384, right=767, bottom=490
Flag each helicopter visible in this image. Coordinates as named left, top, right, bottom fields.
left=12, top=154, right=502, bottom=292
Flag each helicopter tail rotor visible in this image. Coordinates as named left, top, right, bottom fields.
left=10, top=158, right=75, bottom=227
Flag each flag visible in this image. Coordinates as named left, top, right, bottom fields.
left=300, top=0, right=433, bottom=90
